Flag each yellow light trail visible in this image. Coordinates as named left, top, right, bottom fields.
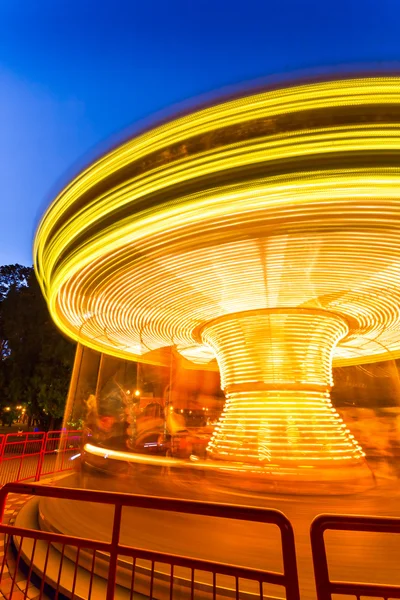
left=35, top=76, right=400, bottom=469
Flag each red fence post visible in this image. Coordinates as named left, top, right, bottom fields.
left=0, top=435, right=4, bottom=475
left=280, top=516, right=301, bottom=600
left=35, top=433, right=47, bottom=481
left=106, top=502, right=122, bottom=600
left=310, top=515, right=332, bottom=600
left=60, top=430, right=66, bottom=471
left=15, top=434, right=28, bottom=483
left=311, top=514, right=400, bottom=600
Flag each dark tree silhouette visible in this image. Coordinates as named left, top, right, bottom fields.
left=0, top=264, right=31, bottom=361
left=0, top=265, right=75, bottom=429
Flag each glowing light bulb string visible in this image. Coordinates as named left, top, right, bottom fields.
left=34, top=76, right=400, bottom=469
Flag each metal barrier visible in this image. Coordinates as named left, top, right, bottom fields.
left=0, top=432, right=45, bottom=485
left=0, top=430, right=81, bottom=486
left=0, top=482, right=300, bottom=600
left=3, top=440, right=400, bottom=600
left=39, top=429, right=82, bottom=477
left=311, top=513, right=400, bottom=600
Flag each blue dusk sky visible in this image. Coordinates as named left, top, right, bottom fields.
left=1, top=0, right=399, bottom=266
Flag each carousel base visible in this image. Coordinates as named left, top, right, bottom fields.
left=206, top=462, right=375, bottom=496
left=83, top=443, right=376, bottom=495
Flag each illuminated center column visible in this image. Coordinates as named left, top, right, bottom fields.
left=200, top=309, right=364, bottom=467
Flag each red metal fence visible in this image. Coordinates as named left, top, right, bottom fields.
left=0, top=430, right=81, bottom=486
left=0, top=437, right=399, bottom=599
left=311, top=513, right=400, bottom=600
left=0, top=482, right=300, bottom=600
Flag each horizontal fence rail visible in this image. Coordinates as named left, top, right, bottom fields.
left=0, top=430, right=82, bottom=486
left=311, top=513, right=400, bottom=600
left=0, top=482, right=300, bottom=600
left=39, top=430, right=81, bottom=477
left=0, top=439, right=400, bottom=599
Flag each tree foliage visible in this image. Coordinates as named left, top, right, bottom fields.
left=0, top=264, right=31, bottom=361
left=0, top=265, right=75, bottom=428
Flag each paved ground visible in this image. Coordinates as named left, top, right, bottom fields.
left=34, top=464, right=400, bottom=600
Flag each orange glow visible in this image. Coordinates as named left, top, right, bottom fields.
left=201, top=310, right=363, bottom=464
left=34, top=76, right=400, bottom=470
